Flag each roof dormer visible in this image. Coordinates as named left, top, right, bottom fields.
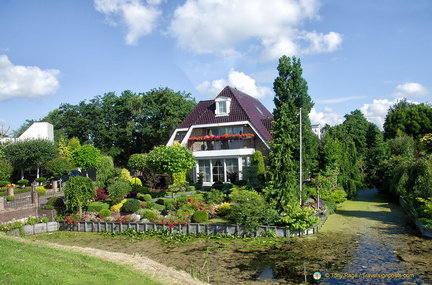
left=215, top=96, right=231, bottom=116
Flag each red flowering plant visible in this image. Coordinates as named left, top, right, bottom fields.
left=65, top=214, right=80, bottom=225
left=188, top=133, right=255, bottom=141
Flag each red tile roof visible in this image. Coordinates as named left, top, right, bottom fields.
left=178, top=86, right=274, bottom=142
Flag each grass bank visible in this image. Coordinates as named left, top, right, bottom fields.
left=0, top=233, right=161, bottom=285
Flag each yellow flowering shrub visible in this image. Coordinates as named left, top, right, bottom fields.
left=110, top=200, right=127, bottom=212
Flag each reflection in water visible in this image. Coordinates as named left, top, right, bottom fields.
left=320, top=233, right=423, bottom=284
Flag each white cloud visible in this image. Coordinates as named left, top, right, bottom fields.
left=0, top=55, right=60, bottom=101
left=360, top=99, right=397, bottom=129
left=197, top=69, right=272, bottom=99
left=169, top=0, right=342, bottom=60
left=94, top=0, right=162, bottom=45
left=390, top=82, right=428, bottom=98
left=309, top=107, right=342, bottom=127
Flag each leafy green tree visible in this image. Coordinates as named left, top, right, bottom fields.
left=4, top=139, right=58, bottom=179
left=64, top=176, right=95, bottom=215
left=96, top=156, right=115, bottom=189
left=0, top=160, right=13, bottom=181
left=266, top=55, right=316, bottom=211
left=137, top=87, right=196, bottom=153
left=45, top=88, right=195, bottom=166
left=146, top=144, right=195, bottom=176
left=45, top=157, right=73, bottom=178
left=384, top=99, right=432, bottom=141
left=70, top=145, right=101, bottom=176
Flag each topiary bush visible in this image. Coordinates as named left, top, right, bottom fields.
left=121, top=199, right=141, bottom=213
left=0, top=181, right=10, bottom=188
left=35, top=177, right=47, bottom=184
left=192, top=210, right=208, bottom=223
left=87, top=201, right=110, bottom=212
left=17, top=179, right=29, bottom=187
left=6, top=195, right=14, bottom=201
left=36, top=186, right=47, bottom=196
left=99, top=209, right=111, bottom=219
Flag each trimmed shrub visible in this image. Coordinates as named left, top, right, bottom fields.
left=0, top=181, right=10, bottom=188
left=192, top=210, right=208, bottom=223
left=36, top=186, right=47, bottom=196
left=17, top=179, right=29, bottom=187
left=87, top=201, right=110, bottom=212
left=47, top=197, right=65, bottom=209
left=99, top=209, right=111, bottom=219
left=35, top=177, right=47, bottom=184
left=121, top=199, right=141, bottom=213
left=6, top=195, right=14, bottom=201
left=130, top=177, right=143, bottom=189
left=142, top=194, right=152, bottom=202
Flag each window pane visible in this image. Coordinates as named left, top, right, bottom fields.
left=198, top=160, right=211, bottom=182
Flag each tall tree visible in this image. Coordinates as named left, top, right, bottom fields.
left=137, top=87, right=196, bottom=153
left=384, top=99, right=432, bottom=141
left=266, top=55, right=316, bottom=211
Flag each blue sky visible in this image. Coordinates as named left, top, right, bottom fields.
left=1, top=0, right=431, bottom=134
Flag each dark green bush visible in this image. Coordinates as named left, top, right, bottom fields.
left=87, top=201, right=110, bottom=212
left=99, top=209, right=111, bottom=219
left=192, top=210, right=208, bottom=223
left=204, top=189, right=225, bottom=204
left=121, top=199, right=141, bottom=213
left=212, top=181, right=224, bottom=190
left=46, top=196, right=65, bottom=212
left=221, top=183, right=234, bottom=194
left=135, top=186, right=150, bottom=194
left=0, top=181, right=10, bottom=188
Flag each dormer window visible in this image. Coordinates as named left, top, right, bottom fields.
left=215, top=96, right=231, bottom=116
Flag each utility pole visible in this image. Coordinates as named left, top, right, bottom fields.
left=299, top=107, right=303, bottom=206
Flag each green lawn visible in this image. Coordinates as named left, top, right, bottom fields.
left=0, top=234, right=161, bottom=285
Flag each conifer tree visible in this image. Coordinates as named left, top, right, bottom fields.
left=266, top=55, right=316, bottom=211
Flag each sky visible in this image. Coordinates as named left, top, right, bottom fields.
left=0, top=0, right=431, bottom=134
